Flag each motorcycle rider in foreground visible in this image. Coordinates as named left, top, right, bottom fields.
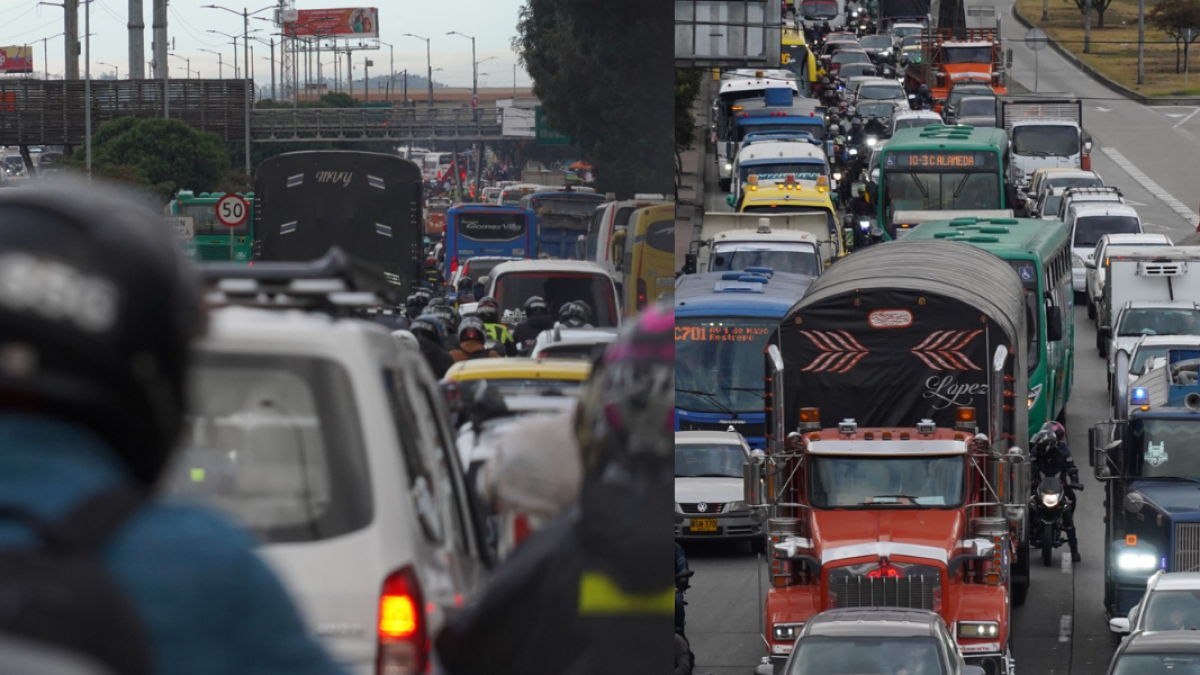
left=1031, top=421, right=1083, bottom=563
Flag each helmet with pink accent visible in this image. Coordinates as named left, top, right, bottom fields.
left=574, top=303, right=674, bottom=472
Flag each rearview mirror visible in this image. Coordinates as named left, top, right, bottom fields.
left=1099, top=326, right=1112, bottom=340
left=1084, top=259, right=1096, bottom=269
left=682, top=253, right=698, bottom=275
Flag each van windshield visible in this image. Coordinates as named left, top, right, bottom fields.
left=494, top=272, right=619, bottom=327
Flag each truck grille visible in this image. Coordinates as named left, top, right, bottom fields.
left=1175, top=523, right=1200, bottom=572
left=678, top=419, right=766, bottom=437
left=830, top=573, right=941, bottom=610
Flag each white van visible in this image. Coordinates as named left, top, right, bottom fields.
left=1067, top=201, right=1142, bottom=293
left=487, top=260, right=622, bottom=327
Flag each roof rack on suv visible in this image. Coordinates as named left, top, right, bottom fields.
left=1062, top=186, right=1120, bottom=198
left=199, top=247, right=406, bottom=316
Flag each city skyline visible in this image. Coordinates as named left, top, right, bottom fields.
left=0, top=0, right=531, bottom=89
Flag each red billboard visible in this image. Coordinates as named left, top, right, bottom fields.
left=0, top=47, right=32, bottom=74
left=282, top=8, right=378, bottom=38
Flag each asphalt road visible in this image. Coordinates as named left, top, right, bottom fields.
left=684, top=5, right=1200, bottom=671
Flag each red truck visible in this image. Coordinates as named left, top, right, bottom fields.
left=748, top=239, right=1031, bottom=675
left=904, top=28, right=1010, bottom=106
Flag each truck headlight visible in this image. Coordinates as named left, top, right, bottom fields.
left=1117, top=552, right=1158, bottom=570
left=958, top=622, right=1000, bottom=639
left=1042, top=492, right=1061, bottom=508
left=773, top=623, right=804, bottom=641
left=849, top=148, right=858, bottom=156
left=1027, top=384, right=1042, bottom=411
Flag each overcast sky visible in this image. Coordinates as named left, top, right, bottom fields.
left=0, top=0, right=531, bottom=88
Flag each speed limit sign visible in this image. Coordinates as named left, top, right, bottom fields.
left=215, top=194, right=248, bottom=228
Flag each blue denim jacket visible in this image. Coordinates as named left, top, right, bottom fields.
left=0, top=415, right=347, bottom=675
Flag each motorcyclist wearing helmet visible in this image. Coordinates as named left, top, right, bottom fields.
left=405, top=289, right=432, bottom=321
left=864, top=114, right=888, bottom=137
left=513, top=296, right=556, bottom=354
left=912, top=83, right=934, bottom=111
left=476, top=296, right=517, bottom=356
left=559, top=301, right=594, bottom=329
left=1031, top=421, right=1082, bottom=562
left=450, top=317, right=502, bottom=361
left=455, top=276, right=476, bottom=306
left=435, top=306, right=675, bottom=675
left=408, top=314, right=455, bottom=378
left=0, top=178, right=345, bottom=675
left=426, top=304, right=462, bottom=350
left=847, top=117, right=866, bottom=146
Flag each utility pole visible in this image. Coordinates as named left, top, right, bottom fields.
left=403, top=34, right=433, bottom=107
left=346, top=46, right=353, bottom=100
left=65, top=0, right=79, bottom=79
left=200, top=48, right=223, bottom=78
left=128, top=0, right=144, bottom=79
left=364, top=57, right=371, bottom=104
left=84, top=0, right=91, bottom=171
left=447, top=31, right=476, bottom=108
left=1084, top=0, right=1092, bottom=53
left=152, top=0, right=167, bottom=80
left=1137, top=0, right=1145, bottom=85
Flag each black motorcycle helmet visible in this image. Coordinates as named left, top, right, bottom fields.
left=456, top=276, right=474, bottom=292
left=409, top=314, right=446, bottom=347
left=524, top=295, right=549, bottom=317
left=428, top=304, right=461, bottom=334
left=0, top=179, right=205, bottom=486
left=477, top=296, right=500, bottom=324
left=560, top=301, right=590, bottom=327
left=406, top=292, right=431, bottom=318
left=427, top=296, right=449, bottom=309
left=459, top=316, right=487, bottom=344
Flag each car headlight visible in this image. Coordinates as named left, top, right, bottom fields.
left=773, top=623, right=804, bottom=641
left=833, top=172, right=843, bottom=181
left=849, top=148, right=858, bottom=155
left=724, top=163, right=733, bottom=171
left=1027, top=383, right=1042, bottom=411
left=958, top=622, right=999, bottom=639
left=675, top=502, right=683, bottom=514
left=1072, top=253, right=1084, bottom=268
left=866, top=136, right=878, bottom=147
left=729, top=501, right=750, bottom=513
left=1041, top=492, right=1061, bottom=508
left=1117, top=551, right=1158, bottom=570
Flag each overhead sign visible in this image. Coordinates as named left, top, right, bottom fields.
left=502, top=107, right=535, bottom=137
left=0, top=46, right=32, bottom=74
left=535, top=106, right=572, bottom=146
left=165, top=216, right=195, bottom=239
left=282, top=8, right=379, bottom=38
left=215, top=195, right=248, bottom=228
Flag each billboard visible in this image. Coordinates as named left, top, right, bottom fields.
left=0, top=47, right=32, bottom=74
left=281, top=8, right=378, bottom=38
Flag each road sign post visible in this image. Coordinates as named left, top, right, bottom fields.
left=1186, top=28, right=1198, bottom=92
left=215, top=194, right=248, bottom=261
left=1025, top=28, right=1048, bottom=93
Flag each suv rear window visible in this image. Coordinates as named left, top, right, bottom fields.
left=1073, top=215, right=1141, bottom=248
left=167, top=353, right=374, bottom=543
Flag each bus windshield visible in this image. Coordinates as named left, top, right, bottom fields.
left=738, top=123, right=824, bottom=142
left=941, top=46, right=993, bottom=64
left=740, top=161, right=827, bottom=183
left=675, top=317, right=773, bottom=414
left=710, top=242, right=820, bottom=277
left=809, top=455, right=966, bottom=507
left=1132, top=418, right=1200, bottom=479
left=884, top=171, right=1001, bottom=211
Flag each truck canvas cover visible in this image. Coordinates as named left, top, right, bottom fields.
left=254, top=151, right=423, bottom=296
left=777, top=240, right=1028, bottom=436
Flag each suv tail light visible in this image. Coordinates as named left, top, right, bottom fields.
left=377, top=566, right=429, bottom=675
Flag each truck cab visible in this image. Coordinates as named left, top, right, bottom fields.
left=1000, top=99, right=1090, bottom=190
left=1093, top=348, right=1200, bottom=619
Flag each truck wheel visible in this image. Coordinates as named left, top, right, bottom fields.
left=1042, top=523, right=1054, bottom=567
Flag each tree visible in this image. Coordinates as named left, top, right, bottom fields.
left=69, top=118, right=229, bottom=201
left=1150, top=0, right=1200, bottom=73
left=1064, top=0, right=1116, bottom=28
left=676, top=68, right=703, bottom=155
left=514, top=0, right=672, bottom=198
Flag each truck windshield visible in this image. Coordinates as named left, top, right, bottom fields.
left=1131, top=346, right=1171, bottom=375
left=789, top=637, right=944, bottom=675
left=710, top=242, right=820, bottom=277
left=740, top=161, right=828, bottom=183
left=809, top=455, right=965, bottom=507
left=884, top=172, right=1001, bottom=211
left=1012, top=126, right=1080, bottom=157
left=1118, top=309, right=1200, bottom=337
left=738, top=123, right=824, bottom=142
left=1132, top=419, right=1200, bottom=478
left=676, top=443, right=748, bottom=479
left=675, top=317, right=774, bottom=414
left=801, top=0, right=839, bottom=18
left=1073, top=216, right=1141, bottom=248
left=957, top=98, right=995, bottom=117
left=532, top=198, right=599, bottom=232
left=941, top=46, right=992, bottom=63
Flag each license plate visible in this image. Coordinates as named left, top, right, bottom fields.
left=690, top=518, right=718, bottom=533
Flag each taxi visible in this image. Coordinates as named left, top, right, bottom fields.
left=734, top=175, right=845, bottom=258
left=442, top=357, right=592, bottom=399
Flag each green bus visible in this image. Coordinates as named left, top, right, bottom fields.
left=168, top=191, right=254, bottom=263
left=875, top=125, right=1012, bottom=239
left=905, top=216, right=1074, bottom=435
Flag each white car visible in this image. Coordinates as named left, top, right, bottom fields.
left=890, top=109, right=943, bottom=136
left=1111, top=571, right=1200, bottom=634
left=1068, top=201, right=1143, bottom=293
left=1104, top=301, right=1200, bottom=378
left=168, top=304, right=488, bottom=675
left=675, top=430, right=764, bottom=552
left=449, top=255, right=521, bottom=296
left=1121, top=334, right=1200, bottom=389
left=530, top=325, right=620, bottom=361
left=1085, top=233, right=1173, bottom=321
left=1054, top=184, right=1122, bottom=223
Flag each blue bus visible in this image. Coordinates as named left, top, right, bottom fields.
left=520, top=191, right=607, bottom=259
left=674, top=270, right=813, bottom=448
left=444, top=204, right=535, bottom=279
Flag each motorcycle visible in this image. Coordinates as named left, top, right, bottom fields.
left=1029, top=474, right=1083, bottom=566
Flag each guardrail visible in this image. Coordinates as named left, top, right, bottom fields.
left=250, top=107, right=507, bottom=143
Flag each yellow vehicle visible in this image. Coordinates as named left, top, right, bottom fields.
left=611, top=203, right=675, bottom=316
left=442, top=358, right=592, bottom=397
left=781, top=27, right=819, bottom=94
left=734, top=175, right=846, bottom=258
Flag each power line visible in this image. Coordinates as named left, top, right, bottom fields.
left=0, top=18, right=61, bottom=43
left=169, top=5, right=219, bottom=47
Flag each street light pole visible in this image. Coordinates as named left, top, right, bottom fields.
left=403, top=33, right=433, bottom=107
left=204, top=4, right=275, bottom=176
left=84, top=0, right=90, bottom=172
left=379, top=41, right=394, bottom=104
left=200, top=48, right=224, bottom=78
left=447, top=31, right=476, bottom=106
left=97, top=61, right=118, bottom=79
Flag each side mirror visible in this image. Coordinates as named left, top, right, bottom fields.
left=1046, top=305, right=1064, bottom=342
left=1084, top=259, right=1096, bottom=269
left=1088, top=426, right=1097, bottom=467
left=907, top=93, right=916, bottom=100
left=1006, top=48, right=1014, bottom=68
left=682, top=253, right=698, bottom=275
left=945, top=116, right=958, bottom=125
left=1109, top=617, right=1131, bottom=634
left=726, top=194, right=737, bottom=208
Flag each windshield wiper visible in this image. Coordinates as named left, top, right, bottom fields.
left=676, top=388, right=736, bottom=416
left=951, top=174, right=971, bottom=200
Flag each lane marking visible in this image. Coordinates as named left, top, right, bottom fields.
left=1102, top=147, right=1200, bottom=226
left=1059, top=614, right=1073, bottom=643
left=1124, top=199, right=1148, bottom=207
left=1095, top=106, right=1112, bottom=112
left=1061, top=550, right=1073, bottom=574
left=1178, top=107, right=1200, bottom=128
left=1165, top=113, right=1187, bottom=119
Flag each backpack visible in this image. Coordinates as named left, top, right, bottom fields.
left=0, top=488, right=151, bottom=675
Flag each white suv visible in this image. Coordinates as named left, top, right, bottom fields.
left=1068, top=202, right=1143, bottom=293
left=167, top=300, right=488, bottom=675
left=1111, top=571, right=1200, bottom=634
left=1085, top=233, right=1173, bottom=322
